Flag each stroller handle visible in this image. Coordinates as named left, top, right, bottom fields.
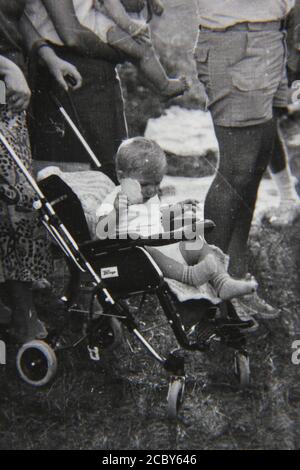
left=49, top=92, right=101, bottom=169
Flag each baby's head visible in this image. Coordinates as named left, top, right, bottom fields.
left=116, top=137, right=167, bottom=202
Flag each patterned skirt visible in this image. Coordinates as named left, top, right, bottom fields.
left=0, top=107, right=51, bottom=282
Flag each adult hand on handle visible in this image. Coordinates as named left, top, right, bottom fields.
left=38, top=46, right=83, bottom=91
left=45, top=56, right=83, bottom=91
left=4, top=64, right=31, bottom=113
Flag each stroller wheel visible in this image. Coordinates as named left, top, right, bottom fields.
left=16, top=340, right=57, bottom=387
left=107, top=317, right=123, bottom=350
left=91, top=317, right=123, bottom=352
left=234, top=352, right=250, bottom=389
left=167, top=377, right=185, bottom=419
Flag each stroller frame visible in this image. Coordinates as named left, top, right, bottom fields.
left=0, top=109, right=252, bottom=419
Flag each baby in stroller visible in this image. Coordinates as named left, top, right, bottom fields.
left=96, top=137, right=258, bottom=302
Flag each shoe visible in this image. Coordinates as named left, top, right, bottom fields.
left=235, top=292, right=280, bottom=320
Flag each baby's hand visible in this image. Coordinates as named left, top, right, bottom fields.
left=121, top=178, right=143, bottom=204
left=170, top=199, right=200, bottom=217
left=114, top=192, right=130, bottom=214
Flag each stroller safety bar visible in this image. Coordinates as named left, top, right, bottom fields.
left=80, top=220, right=216, bottom=256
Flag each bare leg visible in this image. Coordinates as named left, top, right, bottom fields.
left=107, top=26, right=188, bottom=97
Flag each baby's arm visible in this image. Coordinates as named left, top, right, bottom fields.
left=102, top=0, right=149, bottom=41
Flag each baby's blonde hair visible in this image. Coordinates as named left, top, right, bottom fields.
left=116, top=137, right=167, bottom=177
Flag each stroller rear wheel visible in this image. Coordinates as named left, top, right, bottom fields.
left=100, top=317, right=123, bottom=351
left=16, top=340, right=57, bottom=387
left=234, top=352, right=250, bottom=389
left=167, top=377, right=185, bottom=419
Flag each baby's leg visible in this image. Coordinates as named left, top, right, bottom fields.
left=180, top=239, right=211, bottom=265
left=180, top=241, right=258, bottom=299
left=107, top=26, right=188, bottom=97
left=146, top=246, right=217, bottom=287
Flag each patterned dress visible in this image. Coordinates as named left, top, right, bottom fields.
left=0, top=108, right=51, bottom=282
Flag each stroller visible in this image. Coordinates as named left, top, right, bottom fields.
left=0, top=101, right=255, bottom=419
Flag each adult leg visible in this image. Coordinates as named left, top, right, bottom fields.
left=0, top=288, right=11, bottom=325
left=227, top=120, right=276, bottom=277
left=267, top=107, right=300, bottom=226
left=6, top=281, right=47, bottom=344
left=205, top=121, right=275, bottom=275
left=224, top=120, right=281, bottom=319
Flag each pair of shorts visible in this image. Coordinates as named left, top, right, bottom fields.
left=194, top=28, right=288, bottom=126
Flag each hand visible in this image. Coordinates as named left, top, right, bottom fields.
left=114, top=192, right=131, bottom=214
left=170, top=199, right=200, bottom=217
left=42, top=53, right=83, bottom=91
left=150, top=0, right=164, bottom=16
left=4, top=65, right=31, bottom=113
left=129, top=21, right=150, bottom=44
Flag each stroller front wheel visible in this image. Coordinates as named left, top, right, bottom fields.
left=16, top=340, right=57, bottom=387
left=167, top=377, right=185, bottom=419
left=234, top=352, right=250, bottom=389
left=105, top=317, right=123, bottom=351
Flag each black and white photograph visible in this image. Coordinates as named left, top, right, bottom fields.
left=0, top=0, right=300, bottom=452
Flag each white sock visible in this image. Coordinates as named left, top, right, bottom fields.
left=270, top=168, right=299, bottom=204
